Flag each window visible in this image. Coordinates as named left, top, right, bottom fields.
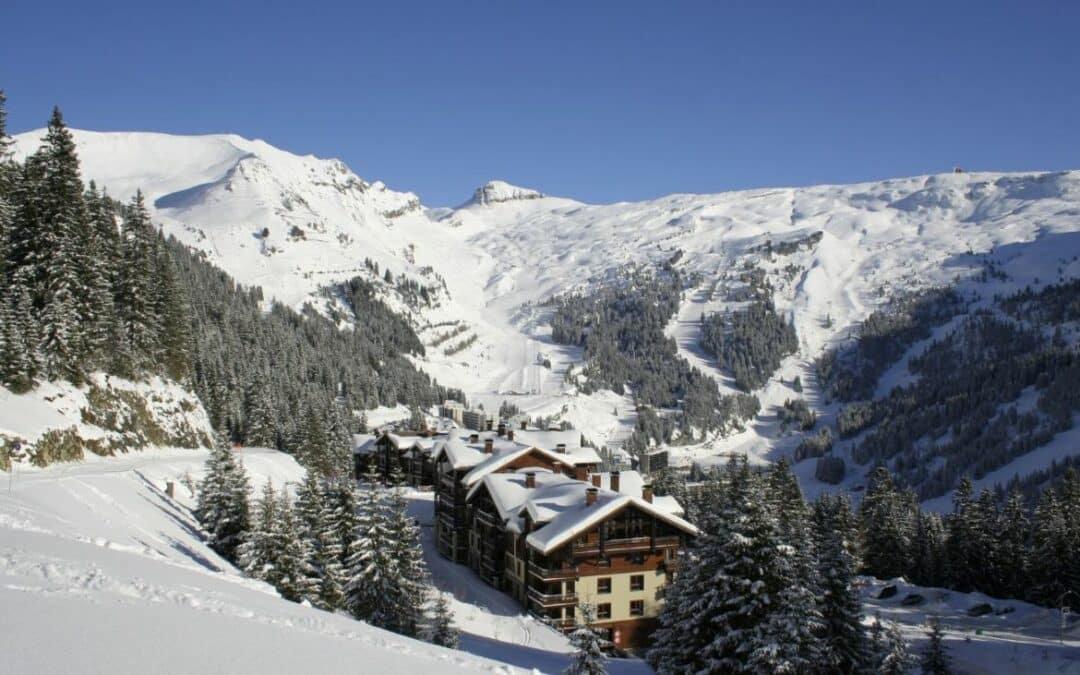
left=630, top=574, right=644, bottom=591
left=629, top=600, right=644, bottom=617
left=597, top=603, right=611, bottom=620
left=597, top=577, right=612, bottom=594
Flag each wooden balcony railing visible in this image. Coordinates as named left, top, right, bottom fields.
left=572, top=535, right=680, bottom=556
left=527, top=561, right=580, bottom=581
left=527, top=588, right=578, bottom=608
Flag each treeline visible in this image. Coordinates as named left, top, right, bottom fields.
left=856, top=466, right=1080, bottom=608
left=0, top=96, right=461, bottom=478
left=835, top=299, right=1080, bottom=500
left=195, top=436, right=458, bottom=647
left=699, top=299, right=798, bottom=391
left=0, top=101, right=190, bottom=391
left=817, top=287, right=963, bottom=403
left=549, top=269, right=758, bottom=447
left=650, top=458, right=919, bottom=674
left=812, top=278, right=1080, bottom=500
left=651, top=458, right=1080, bottom=672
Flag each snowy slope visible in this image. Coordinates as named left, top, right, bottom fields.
left=16, top=127, right=1080, bottom=496
left=0, top=448, right=657, bottom=674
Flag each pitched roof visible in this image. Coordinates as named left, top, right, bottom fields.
left=524, top=485, right=698, bottom=555
left=462, top=444, right=602, bottom=486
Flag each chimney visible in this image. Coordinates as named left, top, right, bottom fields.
left=555, top=443, right=566, bottom=454
left=469, top=433, right=480, bottom=443
left=507, top=429, right=515, bottom=441
left=497, top=422, right=506, bottom=437
left=520, top=420, right=528, bottom=431
left=586, top=487, right=599, bottom=507
left=643, top=483, right=654, bottom=503
left=552, top=460, right=562, bottom=476
left=591, top=474, right=601, bottom=488
left=525, top=472, right=536, bottom=488
left=575, top=465, right=588, bottom=482
left=486, top=419, right=493, bottom=431
left=484, top=438, right=494, bottom=454
left=610, top=471, right=621, bottom=493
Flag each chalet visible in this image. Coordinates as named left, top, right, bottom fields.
left=442, top=441, right=695, bottom=651
left=353, top=430, right=442, bottom=488
left=431, top=429, right=601, bottom=563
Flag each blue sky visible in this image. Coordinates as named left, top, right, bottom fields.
left=3, top=1, right=1078, bottom=206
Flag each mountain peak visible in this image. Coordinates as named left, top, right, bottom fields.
left=468, top=180, right=544, bottom=206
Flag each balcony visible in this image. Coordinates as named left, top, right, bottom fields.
left=528, top=587, right=578, bottom=609
left=474, top=508, right=501, bottom=529
left=572, top=535, right=681, bottom=556
left=528, top=561, right=580, bottom=581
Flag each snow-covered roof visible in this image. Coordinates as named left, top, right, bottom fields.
left=467, top=470, right=577, bottom=528
left=524, top=487, right=698, bottom=555
left=351, top=434, right=377, bottom=455
left=462, top=444, right=602, bottom=487
left=431, top=435, right=486, bottom=470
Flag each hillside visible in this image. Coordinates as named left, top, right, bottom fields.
left=13, top=127, right=1080, bottom=502
left=0, top=448, right=533, bottom=674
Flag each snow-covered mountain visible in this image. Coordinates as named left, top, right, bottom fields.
left=15, top=128, right=1080, bottom=501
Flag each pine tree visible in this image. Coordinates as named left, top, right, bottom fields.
left=115, top=191, right=162, bottom=372
left=295, top=471, right=347, bottom=609
left=17, top=109, right=91, bottom=382
left=879, top=620, right=911, bottom=675
left=272, top=489, right=317, bottom=603
left=429, top=592, right=459, bottom=649
left=812, top=494, right=869, bottom=674
left=155, top=247, right=192, bottom=381
left=860, top=466, right=912, bottom=579
left=237, top=479, right=281, bottom=582
left=383, top=482, right=429, bottom=637
left=195, top=430, right=251, bottom=561
left=908, top=508, right=946, bottom=587
left=650, top=457, right=823, bottom=674
left=564, top=604, right=608, bottom=675
left=920, top=619, right=951, bottom=675
left=997, top=489, right=1029, bottom=599
left=242, top=375, right=276, bottom=448
left=345, top=464, right=395, bottom=625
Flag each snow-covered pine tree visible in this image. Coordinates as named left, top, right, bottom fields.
left=997, top=490, right=1029, bottom=600
left=879, top=620, right=911, bottom=675
left=860, top=466, right=913, bottom=579
left=295, top=470, right=347, bottom=609
left=651, top=457, right=823, bottom=673
left=296, top=396, right=331, bottom=474
left=327, top=397, right=354, bottom=480
left=944, top=477, right=980, bottom=592
left=237, top=478, right=281, bottom=582
left=910, top=508, right=947, bottom=588
left=429, top=592, right=459, bottom=649
left=115, top=191, right=162, bottom=373
left=154, top=246, right=193, bottom=382
left=1030, top=488, right=1069, bottom=605
left=812, top=494, right=869, bottom=674
left=242, top=375, right=277, bottom=448
left=195, top=430, right=251, bottom=561
left=78, top=183, right=118, bottom=368
left=31, top=110, right=88, bottom=382
left=564, top=604, right=608, bottom=675
left=272, top=489, right=318, bottom=603
left=384, top=482, right=429, bottom=637
left=920, top=618, right=951, bottom=675
left=345, top=464, right=395, bottom=625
